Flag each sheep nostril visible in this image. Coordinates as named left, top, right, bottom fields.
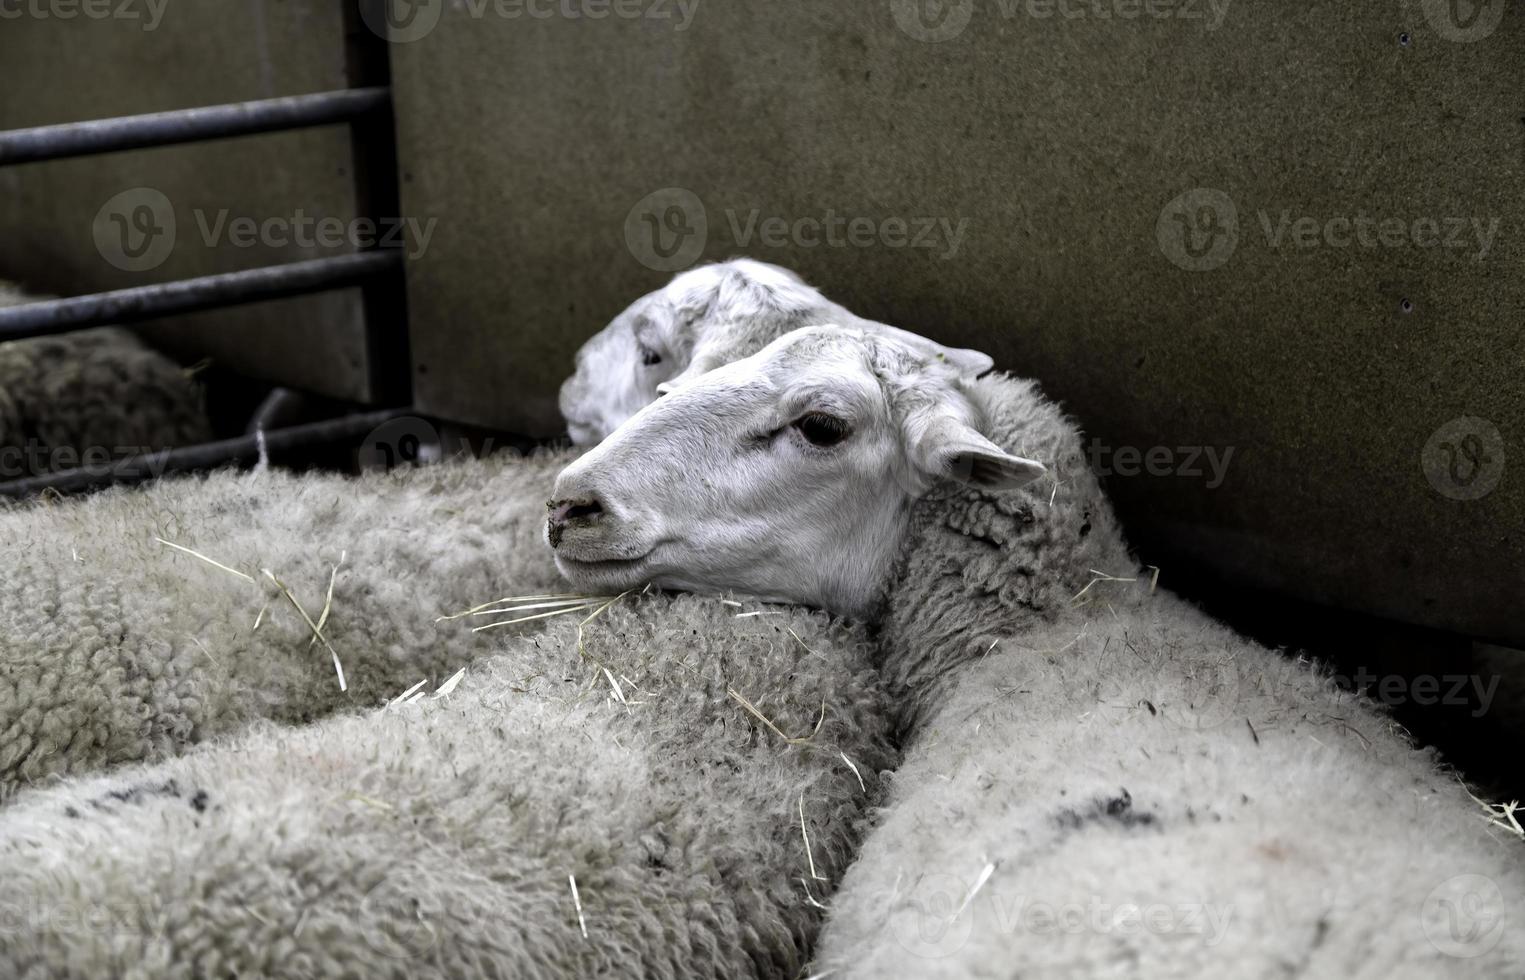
left=564, top=499, right=603, bottom=521
left=548, top=497, right=604, bottom=526
left=546, top=497, right=604, bottom=550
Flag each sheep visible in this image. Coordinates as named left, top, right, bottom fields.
left=547, top=324, right=1525, bottom=976
left=547, top=324, right=1079, bottom=624
left=0, top=282, right=211, bottom=477
left=0, top=591, right=896, bottom=978
left=813, top=589, right=1525, bottom=978
left=557, top=258, right=992, bottom=445
left=0, top=447, right=574, bottom=801
left=3, top=260, right=930, bottom=795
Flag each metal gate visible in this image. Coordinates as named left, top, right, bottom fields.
left=0, top=1, right=413, bottom=497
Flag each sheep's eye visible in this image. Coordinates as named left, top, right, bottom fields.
left=637, top=344, right=663, bottom=367
left=793, top=412, right=851, bottom=448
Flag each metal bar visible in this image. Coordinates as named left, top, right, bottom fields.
left=0, top=87, right=391, bottom=166
left=344, top=1, right=415, bottom=407
left=0, top=409, right=411, bottom=499
left=0, top=252, right=402, bottom=341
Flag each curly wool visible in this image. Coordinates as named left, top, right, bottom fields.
left=0, top=592, right=895, bottom=979
left=0, top=449, right=573, bottom=800
left=815, top=373, right=1525, bottom=978
left=874, top=373, right=1136, bottom=729
left=0, top=283, right=210, bottom=474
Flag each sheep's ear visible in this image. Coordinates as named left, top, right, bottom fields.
left=668, top=264, right=723, bottom=322
left=864, top=323, right=995, bottom=377
left=658, top=350, right=726, bottom=395
left=908, top=412, right=1046, bottom=492
left=940, top=347, right=996, bottom=377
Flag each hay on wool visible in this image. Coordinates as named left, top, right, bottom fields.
left=0, top=592, right=898, bottom=978
left=0, top=448, right=577, bottom=798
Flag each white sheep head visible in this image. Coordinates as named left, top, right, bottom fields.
left=546, top=325, right=1044, bottom=618
left=557, top=258, right=993, bottom=445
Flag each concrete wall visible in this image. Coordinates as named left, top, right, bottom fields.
left=389, top=0, right=1522, bottom=644
left=0, top=1, right=373, bottom=401
left=0, top=2, right=1515, bottom=644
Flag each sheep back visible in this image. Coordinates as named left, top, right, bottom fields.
left=818, top=587, right=1525, bottom=978
left=0, top=593, right=895, bottom=980
left=0, top=449, right=572, bottom=800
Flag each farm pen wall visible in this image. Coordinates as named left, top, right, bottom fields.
left=1, top=1, right=1519, bottom=649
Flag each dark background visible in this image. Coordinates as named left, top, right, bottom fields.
left=1, top=0, right=1519, bottom=793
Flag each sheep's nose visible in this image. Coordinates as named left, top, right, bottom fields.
left=546, top=497, right=605, bottom=548
left=551, top=498, right=604, bottom=523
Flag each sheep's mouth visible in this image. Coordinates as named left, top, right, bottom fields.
left=554, top=548, right=659, bottom=586
left=556, top=551, right=652, bottom=570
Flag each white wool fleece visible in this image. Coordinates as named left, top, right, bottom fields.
left=0, top=593, right=896, bottom=979
left=815, top=588, right=1525, bottom=978
left=811, top=372, right=1525, bottom=978
left=0, top=449, right=574, bottom=800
